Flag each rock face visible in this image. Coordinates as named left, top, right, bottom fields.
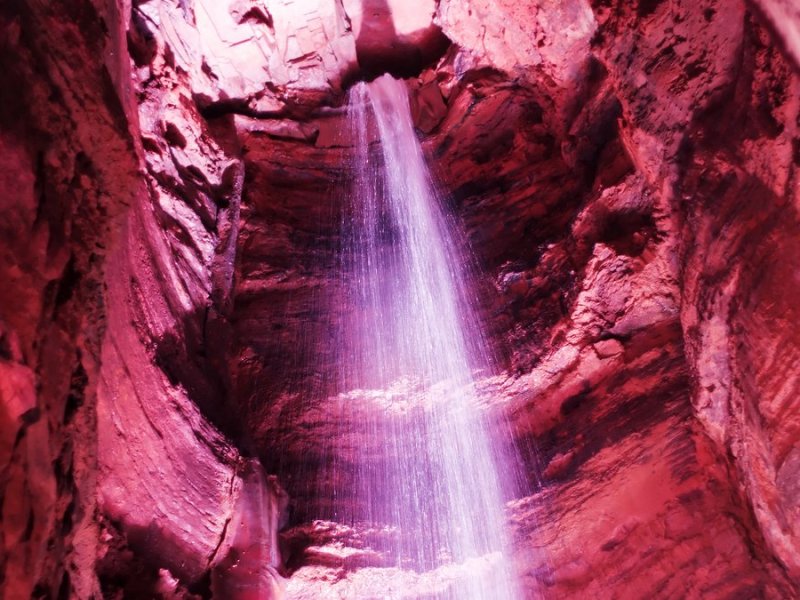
left=0, top=0, right=799, bottom=599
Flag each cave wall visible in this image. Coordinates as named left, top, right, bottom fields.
left=0, top=0, right=798, bottom=598
left=498, top=1, right=800, bottom=595
left=589, top=0, right=800, bottom=587
left=0, top=1, right=143, bottom=595
left=98, top=1, right=305, bottom=595
left=0, top=0, right=292, bottom=596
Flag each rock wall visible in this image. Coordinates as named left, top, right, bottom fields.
left=0, top=1, right=143, bottom=595
left=0, top=1, right=286, bottom=597
left=589, top=0, right=800, bottom=589
left=0, top=0, right=798, bottom=598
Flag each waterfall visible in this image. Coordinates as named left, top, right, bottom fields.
left=334, top=74, right=521, bottom=599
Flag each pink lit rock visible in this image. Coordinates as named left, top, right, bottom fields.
left=137, top=0, right=358, bottom=115
left=436, top=0, right=595, bottom=84
left=750, top=0, right=800, bottom=70
left=211, top=460, right=288, bottom=599
left=343, top=0, right=449, bottom=77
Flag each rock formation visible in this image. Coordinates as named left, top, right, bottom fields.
left=0, top=0, right=798, bottom=598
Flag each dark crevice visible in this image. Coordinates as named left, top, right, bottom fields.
left=64, top=360, right=87, bottom=424
left=55, top=257, right=81, bottom=308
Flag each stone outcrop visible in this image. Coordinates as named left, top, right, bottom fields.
left=0, top=0, right=798, bottom=598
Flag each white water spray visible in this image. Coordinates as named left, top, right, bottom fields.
left=335, top=74, right=521, bottom=599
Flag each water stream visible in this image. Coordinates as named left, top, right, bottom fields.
left=334, top=74, right=521, bottom=599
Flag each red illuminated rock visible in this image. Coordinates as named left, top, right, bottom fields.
left=344, top=0, right=449, bottom=78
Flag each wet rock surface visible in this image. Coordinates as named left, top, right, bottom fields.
left=0, top=0, right=799, bottom=598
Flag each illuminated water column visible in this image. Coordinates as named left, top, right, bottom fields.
left=335, top=74, right=522, bottom=599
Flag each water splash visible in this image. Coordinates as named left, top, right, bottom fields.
left=334, top=74, right=522, bottom=599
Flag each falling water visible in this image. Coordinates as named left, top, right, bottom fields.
left=334, top=74, right=521, bottom=599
